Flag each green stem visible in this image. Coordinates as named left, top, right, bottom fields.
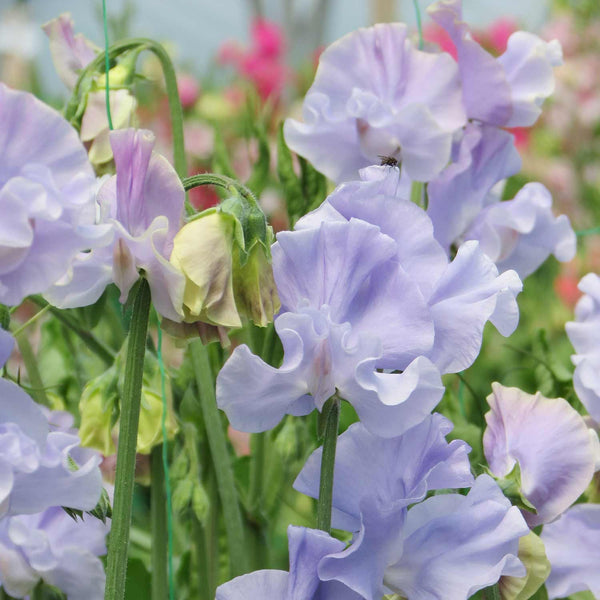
left=317, top=397, right=340, bottom=533
left=192, top=515, right=210, bottom=600
left=413, top=0, right=424, bottom=50
left=489, top=583, right=501, bottom=600
left=205, top=465, right=219, bottom=598
left=248, top=432, right=265, bottom=517
left=183, top=173, right=258, bottom=207
left=66, top=38, right=187, bottom=183
left=104, top=278, right=151, bottom=600
left=14, top=333, right=50, bottom=407
left=30, top=297, right=115, bottom=366
left=190, top=340, right=248, bottom=577
left=150, top=445, right=168, bottom=600
left=101, top=0, right=114, bottom=130
left=410, top=180, right=424, bottom=208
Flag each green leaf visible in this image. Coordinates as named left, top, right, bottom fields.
left=299, top=156, right=327, bottom=212
left=246, top=124, right=271, bottom=196
left=212, top=129, right=236, bottom=179
left=276, top=123, right=305, bottom=225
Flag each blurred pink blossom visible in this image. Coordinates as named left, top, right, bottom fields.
left=217, top=18, right=289, bottom=102
left=177, top=73, right=200, bottom=108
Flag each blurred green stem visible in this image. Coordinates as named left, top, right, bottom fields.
left=14, top=333, right=50, bottom=407
left=190, top=340, right=248, bottom=578
left=317, top=396, right=340, bottom=533
left=150, top=445, right=168, bottom=600
left=104, top=278, right=151, bottom=600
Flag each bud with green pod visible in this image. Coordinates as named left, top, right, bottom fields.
left=170, top=175, right=280, bottom=334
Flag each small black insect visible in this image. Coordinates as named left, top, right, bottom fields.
left=378, top=155, right=399, bottom=168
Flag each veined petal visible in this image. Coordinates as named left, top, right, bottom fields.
left=483, top=383, right=600, bottom=525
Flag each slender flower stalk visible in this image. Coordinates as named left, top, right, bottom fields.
left=317, top=396, right=341, bottom=534
left=104, top=278, right=151, bottom=600
left=190, top=340, right=248, bottom=577
left=150, top=446, right=168, bottom=600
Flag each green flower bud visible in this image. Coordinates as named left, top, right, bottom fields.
left=170, top=189, right=279, bottom=331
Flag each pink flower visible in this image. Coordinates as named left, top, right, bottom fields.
left=177, top=74, right=200, bottom=109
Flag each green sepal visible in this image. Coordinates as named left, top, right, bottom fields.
left=277, top=123, right=305, bottom=225
left=493, top=462, right=538, bottom=514
left=62, top=487, right=113, bottom=524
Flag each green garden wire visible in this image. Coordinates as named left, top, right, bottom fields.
left=413, top=0, right=425, bottom=50
left=102, top=0, right=114, bottom=130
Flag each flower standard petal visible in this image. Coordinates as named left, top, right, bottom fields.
left=483, top=383, right=600, bottom=525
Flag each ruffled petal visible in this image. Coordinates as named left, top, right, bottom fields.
left=426, top=241, right=522, bottom=373
left=384, top=475, right=528, bottom=600
left=294, top=413, right=473, bottom=532
left=466, top=182, right=576, bottom=279
left=427, top=123, right=522, bottom=252
left=483, top=383, right=600, bottom=525
left=284, top=23, right=465, bottom=183
left=542, top=504, right=600, bottom=599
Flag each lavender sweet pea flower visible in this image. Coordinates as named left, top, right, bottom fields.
left=318, top=475, right=528, bottom=600
left=294, top=413, right=474, bottom=532
left=296, top=165, right=523, bottom=374
left=483, top=383, right=600, bottom=526
left=566, top=274, right=600, bottom=422
left=428, top=0, right=562, bottom=127
left=464, top=183, right=576, bottom=279
left=0, top=338, right=103, bottom=517
left=427, top=123, right=522, bottom=253
left=216, top=526, right=362, bottom=600
left=284, top=23, right=466, bottom=183
left=46, top=129, right=186, bottom=321
left=541, top=504, right=600, bottom=599
left=427, top=124, right=575, bottom=279
left=217, top=218, right=444, bottom=437
left=0, top=506, right=109, bottom=599
left=0, top=84, right=110, bottom=306
left=42, top=13, right=98, bottom=89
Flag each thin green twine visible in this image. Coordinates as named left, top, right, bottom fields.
left=157, top=325, right=175, bottom=600
left=413, top=0, right=424, bottom=50
left=576, top=226, right=600, bottom=237
left=102, top=0, right=114, bottom=130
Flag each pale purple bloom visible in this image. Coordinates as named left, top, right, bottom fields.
left=541, top=504, right=600, bottom=599
left=0, top=336, right=103, bottom=517
left=566, top=274, right=600, bottom=422
left=294, top=413, right=474, bottom=532
left=217, top=167, right=522, bottom=436
left=284, top=23, right=466, bottom=183
left=46, top=129, right=186, bottom=321
left=296, top=166, right=523, bottom=373
left=0, top=506, right=109, bottom=599
left=464, top=183, right=576, bottom=279
left=427, top=124, right=575, bottom=278
left=483, top=383, right=600, bottom=526
left=428, top=0, right=562, bottom=127
left=427, top=123, right=522, bottom=252
left=42, top=13, right=98, bottom=89
left=0, top=84, right=110, bottom=306
left=217, top=218, right=444, bottom=438
left=317, top=475, right=528, bottom=600
left=216, top=526, right=362, bottom=600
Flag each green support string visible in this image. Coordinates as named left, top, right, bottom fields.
left=413, top=0, right=424, bottom=50
left=102, top=0, right=114, bottom=130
